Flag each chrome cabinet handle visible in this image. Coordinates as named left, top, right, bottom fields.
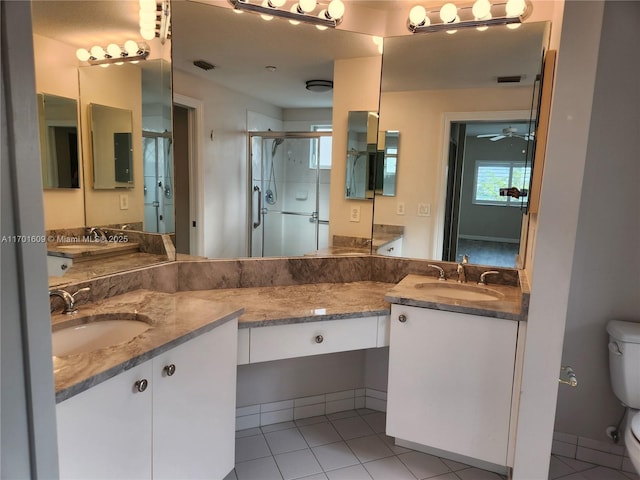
left=315, top=335, right=324, bottom=344
left=398, top=314, right=407, bottom=323
left=164, top=364, right=176, bottom=376
left=135, top=379, right=148, bottom=393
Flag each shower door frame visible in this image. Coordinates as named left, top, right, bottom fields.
left=247, top=130, right=332, bottom=257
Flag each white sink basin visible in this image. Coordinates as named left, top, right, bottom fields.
left=414, top=283, right=503, bottom=301
left=52, top=314, right=151, bottom=356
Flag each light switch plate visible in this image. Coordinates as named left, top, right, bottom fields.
left=119, top=194, right=129, bottom=210
left=350, top=205, right=361, bottom=222
left=418, top=203, right=430, bottom=217
left=397, top=202, right=405, bottom=215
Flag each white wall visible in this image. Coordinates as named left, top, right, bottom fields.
left=376, top=87, right=533, bottom=259
left=513, top=1, right=605, bottom=477
left=173, top=69, right=282, bottom=258
left=330, top=56, right=382, bottom=243
left=34, top=34, right=85, bottom=230
left=553, top=0, right=640, bottom=443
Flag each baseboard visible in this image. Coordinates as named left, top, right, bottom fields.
left=552, top=430, right=636, bottom=473
left=235, top=388, right=387, bottom=430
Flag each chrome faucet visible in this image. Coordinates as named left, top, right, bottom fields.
left=87, top=227, right=107, bottom=242
left=49, top=287, right=90, bottom=314
left=427, top=264, right=446, bottom=281
left=456, top=254, right=469, bottom=283
left=478, top=270, right=500, bottom=286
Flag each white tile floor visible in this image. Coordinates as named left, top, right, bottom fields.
left=227, top=409, right=640, bottom=480
left=226, top=409, right=508, bottom=480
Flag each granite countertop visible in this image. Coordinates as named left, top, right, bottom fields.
left=183, top=281, right=393, bottom=328
left=384, top=274, right=527, bottom=321
left=52, top=289, right=243, bottom=402
left=53, top=277, right=527, bottom=402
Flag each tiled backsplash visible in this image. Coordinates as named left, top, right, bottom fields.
left=236, top=389, right=388, bottom=431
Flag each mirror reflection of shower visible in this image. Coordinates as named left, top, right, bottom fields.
left=143, top=130, right=174, bottom=233
left=265, top=137, right=284, bottom=205
left=346, top=148, right=365, bottom=198
left=249, top=131, right=332, bottom=258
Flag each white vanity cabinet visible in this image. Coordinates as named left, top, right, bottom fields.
left=56, top=318, right=238, bottom=480
left=386, top=304, right=518, bottom=467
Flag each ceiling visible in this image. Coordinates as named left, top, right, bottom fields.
left=30, top=1, right=547, bottom=110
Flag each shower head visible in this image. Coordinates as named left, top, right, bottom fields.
left=272, top=137, right=284, bottom=156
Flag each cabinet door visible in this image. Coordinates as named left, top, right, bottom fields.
left=153, top=319, right=238, bottom=479
left=386, top=305, right=517, bottom=466
left=57, top=362, right=153, bottom=479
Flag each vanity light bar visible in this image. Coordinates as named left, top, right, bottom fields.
left=75, top=42, right=150, bottom=66
left=228, top=0, right=343, bottom=28
left=407, top=0, right=532, bottom=34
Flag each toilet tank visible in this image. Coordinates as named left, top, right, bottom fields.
left=607, top=320, right=640, bottom=408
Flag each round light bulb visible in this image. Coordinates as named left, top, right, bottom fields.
left=505, top=0, right=526, bottom=17
left=289, top=4, right=301, bottom=24
left=327, top=0, right=345, bottom=19
left=139, top=9, right=156, bottom=24
left=139, top=0, right=156, bottom=12
left=107, top=43, right=121, bottom=58
left=507, top=22, right=522, bottom=29
left=76, top=48, right=91, bottom=61
left=316, top=9, right=328, bottom=30
left=141, top=28, right=156, bottom=40
left=408, top=5, right=427, bottom=26
left=269, top=0, right=286, bottom=6
left=90, top=45, right=106, bottom=58
left=472, top=0, right=491, bottom=20
left=439, top=2, right=457, bottom=23
left=260, top=0, right=274, bottom=20
left=298, top=0, right=316, bottom=13
left=476, top=24, right=489, bottom=31
left=99, top=63, right=110, bottom=68
left=446, top=15, right=459, bottom=33
left=124, top=40, right=139, bottom=55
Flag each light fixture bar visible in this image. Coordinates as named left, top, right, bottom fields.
left=228, top=0, right=341, bottom=28
left=408, top=0, right=532, bottom=34
left=77, top=43, right=150, bottom=66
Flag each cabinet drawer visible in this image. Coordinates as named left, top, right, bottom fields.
left=250, top=316, right=379, bottom=363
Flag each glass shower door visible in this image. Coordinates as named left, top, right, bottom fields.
left=249, top=133, right=330, bottom=257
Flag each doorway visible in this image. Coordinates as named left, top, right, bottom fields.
left=442, top=120, right=533, bottom=267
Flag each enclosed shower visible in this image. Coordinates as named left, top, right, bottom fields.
left=249, top=131, right=332, bottom=257
left=143, top=131, right=174, bottom=233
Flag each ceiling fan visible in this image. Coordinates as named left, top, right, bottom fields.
left=477, top=126, right=535, bottom=142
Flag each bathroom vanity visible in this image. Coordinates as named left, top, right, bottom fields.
left=51, top=257, right=529, bottom=479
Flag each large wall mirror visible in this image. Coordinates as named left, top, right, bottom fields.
left=376, top=21, right=549, bottom=267
left=38, top=93, right=80, bottom=189
left=31, top=0, right=174, bottom=284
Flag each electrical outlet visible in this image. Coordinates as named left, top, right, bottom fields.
left=119, top=194, right=129, bottom=210
left=418, top=203, right=431, bottom=217
left=350, top=205, right=361, bottom=222
left=396, top=202, right=405, bottom=215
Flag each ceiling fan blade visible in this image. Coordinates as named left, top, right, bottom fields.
left=477, top=134, right=499, bottom=138
left=490, top=135, right=506, bottom=141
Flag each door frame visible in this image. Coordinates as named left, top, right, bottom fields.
left=173, top=93, right=204, bottom=256
left=434, top=110, right=532, bottom=260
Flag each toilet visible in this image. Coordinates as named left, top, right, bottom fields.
left=607, top=320, right=640, bottom=472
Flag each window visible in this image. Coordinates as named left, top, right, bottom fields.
left=473, top=160, right=531, bottom=206
left=310, top=125, right=332, bottom=170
